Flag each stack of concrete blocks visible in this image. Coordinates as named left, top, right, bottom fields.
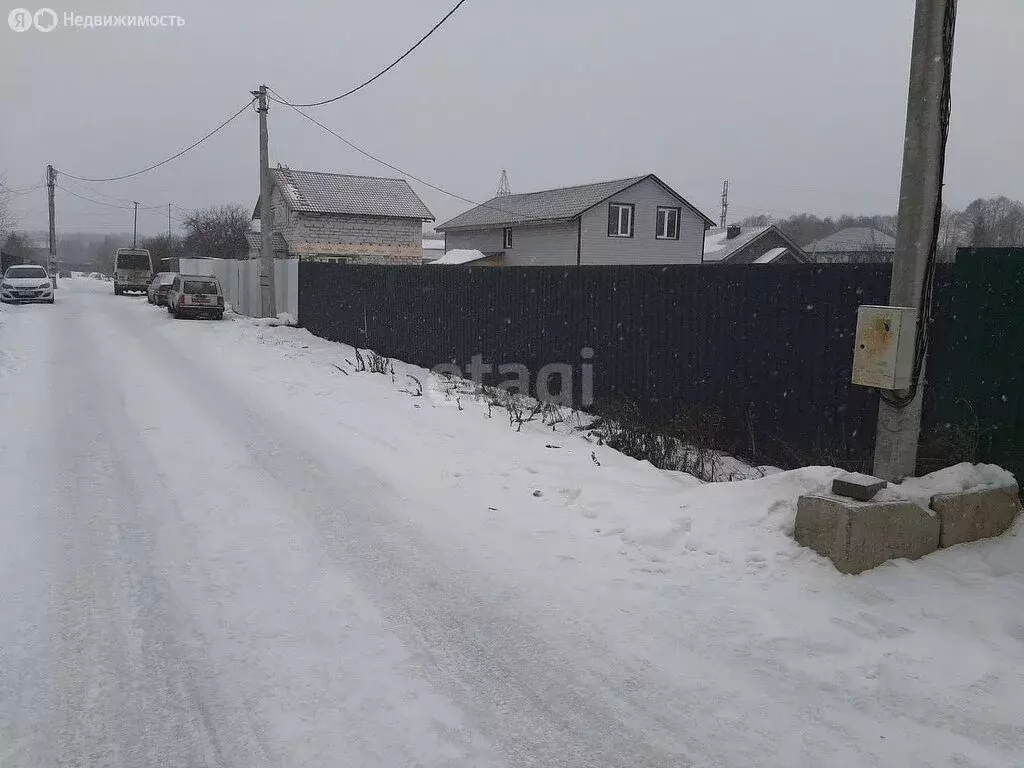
left=795, top=472, right=1021, bottom=574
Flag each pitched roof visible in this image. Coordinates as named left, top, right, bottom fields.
left=804, top=227, right=896, bottom=254
left=430, top=249, right=491, bottom=265
left=703, top=226, right=772, bottom=262
left=245, top=231, right=289, bottom=252
left=257, top=168, right=433, bottom=220
left=703, top=225, right=808, bottom=264
left=437, top=174, right=714, bottom=231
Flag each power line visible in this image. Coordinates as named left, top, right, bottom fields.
left=57, top=98, right=256, bottom=183
left=1, top=182, right=46, bottom=198
left=59, top=177, right=137, bottom=205
left=56, top=184, right=187, bottom=224
left=269, top=89, right=516, bottom=217
left=272, top=0, right=470, bottom=108
left=57, top=184, right=134, bottom=209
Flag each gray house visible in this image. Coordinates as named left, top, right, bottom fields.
left=436, top=175, right=715, bottom=265
left=703, top=224, right=808, bottom=264
left=804, top=227, right=897, bottom=264
left=252, top=167, right=434, bottom=264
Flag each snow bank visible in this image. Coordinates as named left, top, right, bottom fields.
left=127, top=305, right=1024, bottom=767
left=246, top=312, right=298, bottom=327
left=876, top=462, right=1017, bottom=508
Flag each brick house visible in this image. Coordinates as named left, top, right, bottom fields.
left=251, top=167, right=434, bottom=264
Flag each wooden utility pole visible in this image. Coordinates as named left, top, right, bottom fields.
left=133, top=202, right=139, bottom=247
left=254, top=84, right=276, bottom=318
left=46, top=165, right=56, bottom=284
left=873, top=0, right=956, bottom=480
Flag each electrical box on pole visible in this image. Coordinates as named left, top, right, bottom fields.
left=852, top=306, right=919, bottom=390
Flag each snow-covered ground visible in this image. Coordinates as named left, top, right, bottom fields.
left=1, top=278, right=1022, bottom=767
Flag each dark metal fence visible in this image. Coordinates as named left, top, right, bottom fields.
left=299, top=263, right=910, bottom=468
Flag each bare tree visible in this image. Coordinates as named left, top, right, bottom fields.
left=181, top=204, right=251, bottom=260
left=963, top=196, right=1024, bottom=247
left=0, top=173, right=15, bottom=240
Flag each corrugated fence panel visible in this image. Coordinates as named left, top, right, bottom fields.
left=298, top=260, right=1023, bottom=471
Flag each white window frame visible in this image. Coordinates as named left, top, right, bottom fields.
left=656, top=206, right=681, bottom=240
left=608, top=203, right=634, bottom=238
left=503, top=227, right=513, bottom=249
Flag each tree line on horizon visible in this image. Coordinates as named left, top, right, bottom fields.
left=741, top=196, right=1024, bottom=258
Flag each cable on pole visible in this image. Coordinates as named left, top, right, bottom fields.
left=879, top=0, right=956, bottom=411
left=268, top=89, right=519, bottom=217
left=272, top=0, right=470, bottom=108
left=57, top=98, right=256, bottom=183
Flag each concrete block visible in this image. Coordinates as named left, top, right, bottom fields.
left=795, top=494, right=940, bottom=574
left=931, top=483, right=1021, bottom=548
left=832, top=472, right=887, bottom=501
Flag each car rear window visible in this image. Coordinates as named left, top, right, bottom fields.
left=184, top=280, right=219, bottom=294
left=158, top=273, right=177, bottom=285
left=5, top=266, right=48, bottom=279
left=117, top=253, right=150, bottom=270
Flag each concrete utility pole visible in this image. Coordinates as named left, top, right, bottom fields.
left=133, top=202, right=139, bottom=248
left=254, top=84, right=276, bottom=318
left=46, top=165, right=57, bottom=284
left=720, top=180, right=729, bottom=229
left=873, top=0, right=956, bottom=481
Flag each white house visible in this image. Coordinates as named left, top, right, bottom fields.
left=436, top=175, right=715, bottom=266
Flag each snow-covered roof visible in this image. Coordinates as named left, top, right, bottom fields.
left=804, top=227, right=896, bottom=254
left=255, top=168, right=434, bottom=221
left=703, top=226, right=771, bottom=262
left=430, top=249, right=490, bottom=265
left=754, top=247, right=788, bottom=264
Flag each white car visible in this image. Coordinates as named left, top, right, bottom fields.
left=166, top=274, right=225, bottom=320
left=1, top=265, right=54, bottom=304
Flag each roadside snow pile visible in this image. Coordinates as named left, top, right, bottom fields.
left=146, top=311, right=1024, bottom=767
left=247, top=312, right=298, bottom=327
left=876, top=462, right=1018, bottom=508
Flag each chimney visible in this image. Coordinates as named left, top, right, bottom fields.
left=727, top=224, right=742, bottom=239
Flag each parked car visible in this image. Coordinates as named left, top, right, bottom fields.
left=167, top=274, right=225, bottom=320
left=147, top=272, right=177, bottom=305
left=0, top=264, right=55, bottom=304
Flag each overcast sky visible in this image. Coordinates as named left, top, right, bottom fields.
left=2, top=0, right=1022, bottom=236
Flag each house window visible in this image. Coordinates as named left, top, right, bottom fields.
left=607, top=203, right=634, bottom=238
left=503, top=227, right=513, bottom=249
left=656, top=206, right=681, bottom=240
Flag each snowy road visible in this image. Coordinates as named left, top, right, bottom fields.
left=1, top=279, right=1022, bottom=768
left=0, top=280, right=687, bottom=767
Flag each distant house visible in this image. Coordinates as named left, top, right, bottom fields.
left=703, top=224, right=808, bottom=265
left=804, top=227, right=896, bottom=264
left=422, top=238, right=446, bottom=263
left=252, top=167, right=434, bottom=264
left=436, top=174, right=715, bottom=266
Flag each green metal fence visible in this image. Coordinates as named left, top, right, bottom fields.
left=926, top=248, right=1024, bottom=484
